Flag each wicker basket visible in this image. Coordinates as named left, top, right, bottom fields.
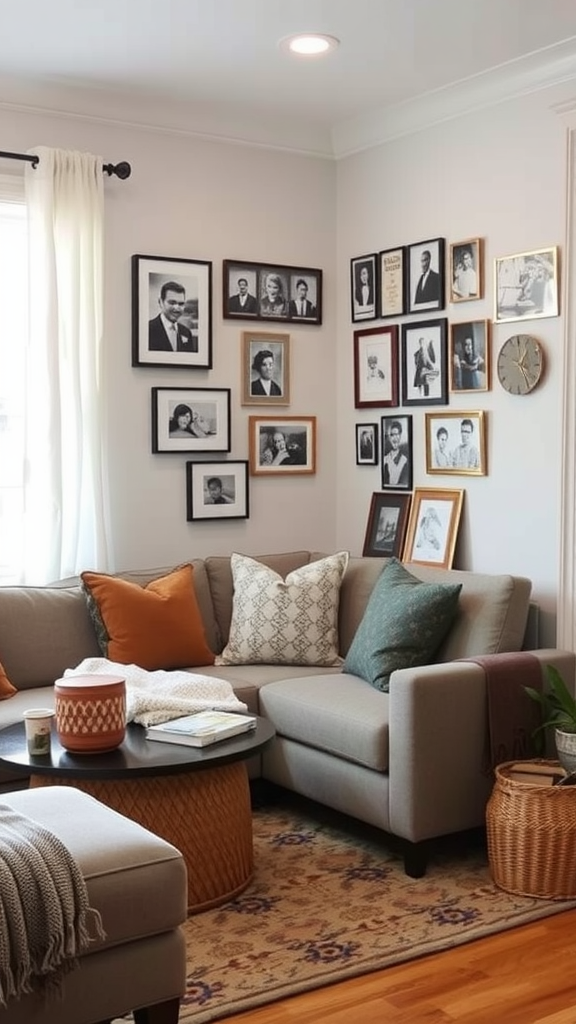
left=486, top=759, right=576, bottom=900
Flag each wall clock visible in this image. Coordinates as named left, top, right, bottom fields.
left=496, top=334, right=544, bottom=395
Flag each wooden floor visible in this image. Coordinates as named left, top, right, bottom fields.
left=220, top=907, right=576, bottom=1023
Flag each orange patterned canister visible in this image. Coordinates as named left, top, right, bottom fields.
left=54, top=674, right=126, bottom=754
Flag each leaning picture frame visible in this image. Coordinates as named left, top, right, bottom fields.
left=401, top=318, right=448, bottom=406
left=449, top=319, right=490, bottom=393
left=132, top=253, right=212, bottom=369
left=381, top=413, right=413, bottom=491
left=186, top=460, right=249, bottom=521
left=362, top=491, right=412, bottom=558
left=248, top=415, right=316, bottom=476
left=350, top=253, right=378, bottom=322
left=494, top=246, right=559, bottom=323
left=425, top=410, right=487, bottom=476
left=223, top=260, right=322, bottom=325
left=407, top=237, right=445, bottom=314
left=354, top=324, right=399, bottom=408
left=403, top=487, right=464, bottom=569
left=355, top=423, right=379, bottom=465
left=449, top=238, right=483, bottom=303
left=241, top=331, right=290, bottom=406
left=379, top=246, right=406, bottom=318
left=151, top=387, right=231, bottom=453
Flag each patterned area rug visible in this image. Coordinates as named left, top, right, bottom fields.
left=121, top=794, right=576, bottom=1023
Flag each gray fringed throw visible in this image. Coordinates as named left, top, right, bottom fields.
left=0, top=805, right=106, bottom=1008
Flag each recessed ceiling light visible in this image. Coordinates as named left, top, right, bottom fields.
left=280, top=33, right=340, bottom=57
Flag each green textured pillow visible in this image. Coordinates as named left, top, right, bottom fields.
left=343, top=558, right=462, bottom=691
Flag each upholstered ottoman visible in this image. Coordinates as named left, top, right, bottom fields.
left=0, top=786, right=187, bottom=1024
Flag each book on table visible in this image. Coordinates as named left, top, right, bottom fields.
left=146, top=710, right=257, bottom=748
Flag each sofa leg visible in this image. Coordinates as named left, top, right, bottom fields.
left=133, top=997, right=181, bottom=1024
left=402, top=840, right=428, bottom=878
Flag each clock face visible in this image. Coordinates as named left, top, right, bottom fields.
left=497, top=334, right=544, bottom=395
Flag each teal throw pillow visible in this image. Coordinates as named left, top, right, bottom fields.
left=342, top=558, right=462, bottom=691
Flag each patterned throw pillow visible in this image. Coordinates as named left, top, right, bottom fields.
left=343, top=558, right=462, bottom=691
left=215, top=551, right=349, bottom=667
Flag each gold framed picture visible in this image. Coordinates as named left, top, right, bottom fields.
left=425, top=411, right=487, bottom=477
left=241, top=331, right=290, bottom=407
left=494, top=246, right=559, bottom=323
left=403, top=487, right=464, bottom=569
left=449, top=238, right=483, bottom=303
left=248, top=415, right=316, bottom=476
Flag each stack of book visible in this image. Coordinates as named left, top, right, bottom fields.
left=146, top=710, right=257, bottom=748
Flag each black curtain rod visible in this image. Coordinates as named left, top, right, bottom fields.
left=0, top=150, right=131, bottom=179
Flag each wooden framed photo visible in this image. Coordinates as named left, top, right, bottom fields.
left=223, top=260, right=322, bottom=325
left=379, top=246, right=406, bottom=318
left=403, top=487, right=464, bottom=569
left=425, top=410, right=487, bottom=476
left=354, top=324, right=399, bottom=408
left=494, top=246, right=559, bottom=323
left=185, top=460, right=249, bottom=521
left=362, top=491, right=412, bottom=558
left=241, top=331, right=289, bottom=406
left=449, top=238, right=483, bottom=303
left=248, top=416, right=316, bottom=476
left=401, top=318, right=448, bottom=406
left=356, top=423, right=378, bottom=465
left=132, top=254, right=212, bottom=369
left=151, top=387, right=231, bottom=454
left=407, top=237, right=445, bottom=314
left=350, top=253, right=378, bottom=322
left=381, top=414, right=413, bottom=491
left=450, top=319, right=490, bottom=392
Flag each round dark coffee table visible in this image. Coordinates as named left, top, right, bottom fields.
left=0, top=717, right=275, bottom=914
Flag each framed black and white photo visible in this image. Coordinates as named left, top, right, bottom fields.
left=356, top=423, right=378, bottom=465
left=248, top=416, right=316, bottom=476
left=362, top=491, right=412, bottom=558
left=379, top=246, right=406, bottom=318
left=381, top=414, right=413, bottom=491
left=403, top=487, right=464, bottom=570
left=350, top=253, right=378, bottom=322
left=407, top=237, right=445, bottom=314
left=354, top=324, right=399, bottom=408
left=186, top=461, right=249, bottom=521
left=401, top=318, right=448, bottom=406
left=450, top=320, right=490, bottom=392
left=132, top=254, right=212, bottom=369
left=449, top=238, right=482, bottom=303
left=223, top=260, right=322, bottom=325
left=425, top=411, right=487, bottom=477
left=241, top=331, right=290, bottom=406
left=151, top=387, right=231, bottom=453
left=494, top=246, right=559, bottom=323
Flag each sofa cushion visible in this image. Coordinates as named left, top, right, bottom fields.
left=215, top=551, right=349, bottom=667
left=343, top=558, right=462, bottom=691
left=81, top=565, right=214, bottom=671
left=0, top=659, right=17, bottom=699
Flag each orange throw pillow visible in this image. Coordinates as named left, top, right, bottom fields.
left=0, top=659, right=17, bottom=699
left=81, top=564, right=214, bottom=671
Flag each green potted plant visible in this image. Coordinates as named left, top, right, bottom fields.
left=525, top=665, right=576, bottom=772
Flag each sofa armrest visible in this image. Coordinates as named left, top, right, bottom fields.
left=387, top=649, right=576, bottom=844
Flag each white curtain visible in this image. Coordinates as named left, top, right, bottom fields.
left=23, top=147, right=109, bottom=583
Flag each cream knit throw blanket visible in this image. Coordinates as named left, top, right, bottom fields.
left=65, top=657, right=248, bottom=727
left=0, top=806, right=106, bottom=1008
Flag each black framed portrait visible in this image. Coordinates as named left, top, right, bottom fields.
left=350, top=253, right=378, bottom=322
left=407, top=238, right=445, bottom=315
left=355, top=423, right=379, bottom=465
left=380, top=414, right=413, bottom=491
left=223, top=260, right=322, bottom=325
left=132, top=254, right=212, bottom=369
left=401, top=318, right=448, bottom=406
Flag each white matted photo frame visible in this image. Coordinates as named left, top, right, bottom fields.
left=248, top=415, right=316, bottom=476
left=425, top=410, right=487, bottom=476
left=494, top=246, right=559, bottom=323
left=132, top=254, right=212, bottom=369
left=401, top=318, right=448, bottom=406
left=450, top=319, right=490, bottom=393
left=379, top=246, right=406, bottom=318
left=350, top=253, right=378, bottom=322
left=449, top=238, right=483, bottom=302
left=354, top=324, right=399, bottom=408
left=356, top=423, right=378, bottom=465
left=151, top=387, right=231, bottom=453
left=186, top=461, right=249, bottom=521
left=362, top=491, right=412, bottom=558
left=403, top=487, right=464, bottom=569
left=407, top=237, right=445, bottom=314
left=241, top=331, right=290, bottom=406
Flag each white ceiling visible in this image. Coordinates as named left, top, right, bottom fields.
left=3, top=0, right=576, bottom=157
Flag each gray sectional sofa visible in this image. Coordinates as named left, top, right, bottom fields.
left=0, top=550, right=573, bottom=876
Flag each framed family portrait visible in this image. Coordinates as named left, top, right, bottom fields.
left=362, top=491, right=412, bottom=558
left=151, top=387, right=231, bottom=454
left=379, top=246, right=406, bottom=318
left=241, top=331, right=289, bottom=406
left=354, top=325, right=399, bottom=408
left=450, top=319, right=490, bottom=392
left=449, top=238, right=483, bottom=303
left=248, top=416, right=316, bottom=476
left=186, top=461, right=249, bottom=521
left=401, top=318, right=448, bottom=406
left=132, top=254, right=212, bottom=369
left=494, top=246, right=559, bottom=323
left=407, top=237, right=445, bottom=315
left=350, top=253, right=378, bottom=322
left=381, top=414, right=413, bottom=491
left=356, top=423, right=378, bottom=465
left=425, top=410, right=487, bottom=476
left=403, top=487, right=464, bottom=570
left=223, top=260, right=322, bottom=325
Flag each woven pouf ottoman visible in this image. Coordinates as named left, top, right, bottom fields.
left=486, top=759, right=576, bottom=899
